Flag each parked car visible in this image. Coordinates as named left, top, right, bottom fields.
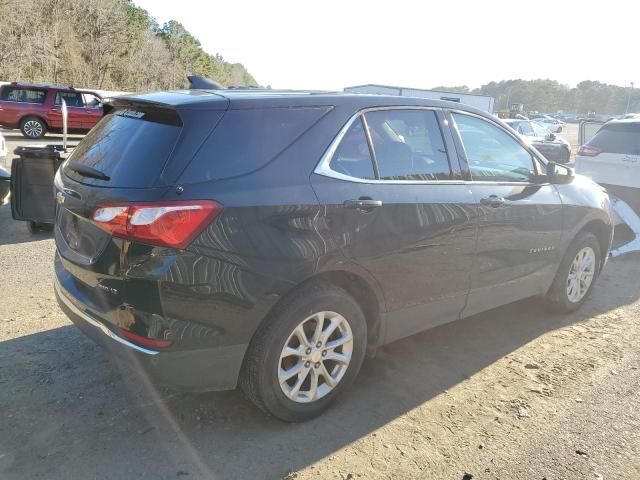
left=576, top=118, right=640, bottom=212
left=504, top=119, right=571, bottom=163
left=0, top=165, right=9, bottom=205
left=0, top=82, right=103, bottom=138
left=52, top=90, right=613, bottom=421
left=0, top=130, right=7, bottom=161
left=535, top=116, right=565, bottom=133
left=564, top=115, right=581, bottom=124
left=0, top=131, right=8, bottom=204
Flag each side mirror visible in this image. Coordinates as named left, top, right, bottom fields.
left=546, top=161, right=574, bottom=184
left=546, top=132, right=556, bottom=141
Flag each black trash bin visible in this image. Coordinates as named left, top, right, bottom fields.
left=10, top=145, right=70, bottom=233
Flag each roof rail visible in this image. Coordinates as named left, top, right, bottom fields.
left=187, top=75, right=223, bottom=90
left=11, top=81, right=74, bottom=89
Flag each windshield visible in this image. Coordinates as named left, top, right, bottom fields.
left=517, top=121, right=535, bottom=136
left=531, top=121, right=550, bottom=137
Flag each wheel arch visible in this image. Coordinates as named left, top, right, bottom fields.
left=20, top=114, right=49, bottom=129
left=257, top=269, right=386, bottom=356
left=310, top=270, right=384, bottom=354
left=579, top=219, right=613, bottom=270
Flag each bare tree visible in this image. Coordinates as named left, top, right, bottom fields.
left=0, top=0, right=258, bottom=92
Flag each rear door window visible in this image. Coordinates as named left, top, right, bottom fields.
left=63, top=108, right=182, bottom=187
left=180, top=107, right=331, bottom=183
left=364, top=109, right=451, bottom=180
left=329, top=118, right=376, bottom=179
left=1, top=87, right=47, bottom=104
left=587, top=123, right=640, bottom=154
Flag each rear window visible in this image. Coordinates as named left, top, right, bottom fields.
left=1, top=87, right=47, bottom=104
left=587, top=123, right=640, bottom=155
left=63, top=108, right=182, bottom=187
left=179, top=107, right=330, bottom=183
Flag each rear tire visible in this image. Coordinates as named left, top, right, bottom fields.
left=20, top=117, right=47, bottom=138
left=544, top=232, right=601, bottom=313
left=240, top=281, right=367, bottom=422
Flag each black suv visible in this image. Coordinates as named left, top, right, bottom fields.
left=54, top=90, right=613, bottom=421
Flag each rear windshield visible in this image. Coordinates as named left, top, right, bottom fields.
left=179, top=106, right=331, bottom=183
left=587, top=123, right=640, bottom=155
left=63, top=108, right=182, bottom=187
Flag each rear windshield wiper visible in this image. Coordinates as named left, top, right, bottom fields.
left=67, top=161, right=111, bottom=181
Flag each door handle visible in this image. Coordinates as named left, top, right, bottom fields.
left=480, top=195, right=505, bottom=208
left=343, top=198, right=383, bottom=211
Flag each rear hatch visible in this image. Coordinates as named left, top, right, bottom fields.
left=55, top=93, right=227, bottom=326
left=576, top=121, right=640, bottom=189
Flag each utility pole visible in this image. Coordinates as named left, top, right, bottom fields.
left=625, top=82, right=634, bottom=114
left=505, top=86, right=513, bottom=111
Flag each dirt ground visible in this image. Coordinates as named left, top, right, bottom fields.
left=1, top=127, right=640, bottom=480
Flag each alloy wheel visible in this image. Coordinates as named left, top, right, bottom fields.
left=23, top=120, right=43, bottom=137
left=278, top=311, right=353, bottom=403
left=566, top=246, right=596, bottom=303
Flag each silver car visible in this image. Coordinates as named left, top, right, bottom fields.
left=504, top=119, right=571, bottom=163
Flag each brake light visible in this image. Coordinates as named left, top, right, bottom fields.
left=92, top=200, right=222, bottom=249
left=577, top=145, right=603, bottom=157
left=119, top=328, right=172, bottom=349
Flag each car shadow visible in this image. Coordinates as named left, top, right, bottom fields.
left=0, top=130, right=84, bottom=142
left=0, top=204, right=53, bottom=245
left=1, top=256, right=638, bottom=480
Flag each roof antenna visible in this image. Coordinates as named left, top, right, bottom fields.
left=187, top=75, right=223, bottom=90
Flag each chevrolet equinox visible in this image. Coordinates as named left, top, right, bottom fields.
left=54, top=90, right=613, bottom=421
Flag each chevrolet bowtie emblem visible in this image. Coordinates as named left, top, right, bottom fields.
left=56, top=192, right=65, bottom=205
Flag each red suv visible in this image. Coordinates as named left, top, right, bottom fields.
left=0, top=82, right=103, bottom=138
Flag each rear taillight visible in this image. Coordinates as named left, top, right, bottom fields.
left=577, top=145, right=603, bottom=157
left=92, top=200, right=222, bottom=249
left=119, top=327, right=173, bottom=349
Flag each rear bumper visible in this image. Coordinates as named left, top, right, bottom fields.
left=54, top=277, right=247, bottom=391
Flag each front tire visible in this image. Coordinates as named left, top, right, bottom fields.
left=544, top=232, right=601, bottom=312
left=240, top=281, right=367, bottom=422
left=20, top=117, right=47, bottom=138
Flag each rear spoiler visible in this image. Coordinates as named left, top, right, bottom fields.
left=99, top=97, right=183, bottom=126
left=187, top=75, right=223, bottom=90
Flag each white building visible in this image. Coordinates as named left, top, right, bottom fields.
left=344, top=84, right=495, bottom=113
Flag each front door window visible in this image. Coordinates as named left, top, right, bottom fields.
left=453, top=113, right=535, bottom=182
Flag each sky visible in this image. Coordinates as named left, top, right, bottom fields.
left=135, top=0, right=639, bottom=91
